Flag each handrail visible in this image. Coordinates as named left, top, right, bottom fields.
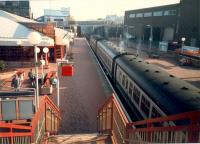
left=0, top=122, right=32, bottom=130
left=44, top=96, right=60, bottom=117
left=98, top=94, right=129, bottom=126
left=98, top=95, right=113, bottom=113
left=0, top=95, right=61, bottom=144
left=31, top=96, right=60, bottom=128
left=128, top=110, right=200, bottom=127
left=98, top=94, right=200, bottom=143
left=0, top=122, right=32, bottom=144
left=31, top=95, right=61, bottom=143
left=112, top=95, right=129, bottom=125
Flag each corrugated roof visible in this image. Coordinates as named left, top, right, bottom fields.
left=0, top=16, right=31, bottom=38
left=0, top=11, right=54, bottom=46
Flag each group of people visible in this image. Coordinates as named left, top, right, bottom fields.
left=11, top=69, right=35, bottom=91
left=12, top=68, right=57, bottom=90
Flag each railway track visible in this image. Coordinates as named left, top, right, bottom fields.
left=86, top=38, right=135, bottom=122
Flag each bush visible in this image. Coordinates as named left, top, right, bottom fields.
left=0, top=60, right=6, bottom=71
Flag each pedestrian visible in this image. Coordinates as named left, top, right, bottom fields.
left=28, top=69, right=35, bottom=87
left=11, top=74, right=21, bottom=91
left=28, top=69, right=33, bottom=80
left=16, top=75, right=21, bottom=91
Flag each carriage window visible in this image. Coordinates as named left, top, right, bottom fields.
left=133, top=86, right=140, bottom=103
left=125, top=79, right=129, bottom=89
left=141, top=96, right=150, bottom=116
left=151, top=107, right=161, bottom=118
left=118, top=70, right=122, bottom=82
left=129, top=82, right=133, bottom=95
left=122, top=75, right=126, bottom=86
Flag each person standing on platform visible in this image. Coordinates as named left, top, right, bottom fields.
left=11, top=74, right=21, bottom=91
left=28, top=69, right=35, bottom=87
left=16, top=74, right=21, bottom=91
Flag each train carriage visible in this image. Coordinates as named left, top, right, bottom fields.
left=89, top=35, right=200, bottom=121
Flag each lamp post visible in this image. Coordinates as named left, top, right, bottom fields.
left=43, top=47, right=49, bottom=69
left=181, top=37, right=186, bottom=53
left=56, top=59, right=73, bottom=108
left=40, top=59, right=45, bottom=84
left=146, top=25, right=153, bottom=51
left=28, top=32, right=42, bottom=110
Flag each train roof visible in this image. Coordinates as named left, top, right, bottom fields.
left=97, top=40, right=120, bottom=58
left=90, top=35, right=104, bottom=41
left=116, top=54, right=200, bottom=114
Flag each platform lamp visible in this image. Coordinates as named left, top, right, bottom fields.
left=181, top=37, right=186, bottom=53
left=28, top=31, right=42, bottom=110
left=43, top=47, right=49, bottom=69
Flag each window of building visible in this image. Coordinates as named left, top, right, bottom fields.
left=54, top=18, right=64, bottom=22
left=136, top=13, right=143, bottom=18
left=153, top=11, right=163, bottom=16
left=129, top=14, right=135, bottom=18
left=12, top=1, right=19, bottom=7
left=0, top=2, right=6, bottom=7
left=46, top=18, right=50, bottom=22
left=164, top=10, right=176, bottom=16
left=5, top=1, right=12, bottom=7
left=19, top=1, right=29, bottom=8
left=144, top=12, right=152, bottom=17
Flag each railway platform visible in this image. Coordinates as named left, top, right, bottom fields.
left=51, top=38, right=112, bottom=134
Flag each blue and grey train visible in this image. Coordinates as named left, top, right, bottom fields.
left=89, top=35, right=200, bottom=120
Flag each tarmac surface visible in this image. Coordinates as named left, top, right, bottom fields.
left=51, top=38, right=112, bottom=134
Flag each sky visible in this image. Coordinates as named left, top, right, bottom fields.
left=30, top=0, right=180, bottom=21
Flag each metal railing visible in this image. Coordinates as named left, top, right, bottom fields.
left=0, top=122, right=32, bottom=144
left=97, top=94, right=200, bottom=144
left=0, top=95, right=61, bottom=144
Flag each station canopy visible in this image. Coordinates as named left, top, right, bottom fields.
left=0, top=10, right=54, bottom=47
left=55, top=27, right=74, bottom=45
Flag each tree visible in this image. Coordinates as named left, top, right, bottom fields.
left=0, top=60, right=6, bottom=71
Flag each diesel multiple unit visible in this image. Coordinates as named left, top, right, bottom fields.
left=89, top=35, right=200, bottom=120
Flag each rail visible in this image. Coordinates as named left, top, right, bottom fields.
left=0, top=95, right=61, bottom=144
left=97, top=94, right=200, bottom=144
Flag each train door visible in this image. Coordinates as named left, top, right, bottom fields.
left=113, top=62, right=118, bottom=85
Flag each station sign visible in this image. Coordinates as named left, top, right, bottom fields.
left=61, top=65, right=74, bottom=76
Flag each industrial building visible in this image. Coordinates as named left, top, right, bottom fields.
left=124, top=0, right=200, bottom=47
left=37, top=8, right=70, bottom=29
left=0, top=0, right=31, bottom=18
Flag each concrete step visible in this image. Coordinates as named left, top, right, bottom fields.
left=48, top=133, right=112, bottom=144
